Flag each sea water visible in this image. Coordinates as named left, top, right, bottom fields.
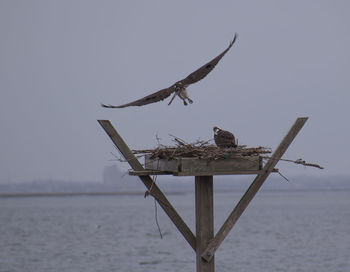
left=0, top=190, right=349, bottom=272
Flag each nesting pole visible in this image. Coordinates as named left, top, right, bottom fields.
left=98, top=117, right=308, bottom=272
left=195, top=176, right=214, bottom=271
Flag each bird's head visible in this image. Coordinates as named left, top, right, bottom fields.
left=213, top=126, right=220, bottom=134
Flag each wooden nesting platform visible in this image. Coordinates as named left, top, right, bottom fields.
left=98, top=117, right=309, bottom=272
left=130, top=155, right=263, bottom=176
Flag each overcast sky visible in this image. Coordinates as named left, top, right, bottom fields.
left=1, top=1, right=349, bottom=183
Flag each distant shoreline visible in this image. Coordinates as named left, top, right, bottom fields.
left=0, top=191, right=186, bottom=198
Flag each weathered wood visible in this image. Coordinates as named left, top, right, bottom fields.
left=195, top=176, right=215, bottom=272
left=182, top=157, right=261, bottom=173
left=145, top=155, right=180, bottom=172
left=98, top=120, right=196, bottom=250
left=129, top=170, right=173, bottom=176
left=175, top=168, right=279, bottom=176
left=174, top=170, right=264, bottom=176
left=145, top=155, right=262, bottom=174
left=201, top=117, right=308, bottom=262
left=130, top=169, right=279, bottom=177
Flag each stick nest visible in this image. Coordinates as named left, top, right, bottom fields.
left=132, top=137, right=271, bottom=160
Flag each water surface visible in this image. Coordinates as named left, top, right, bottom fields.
left=1, top=190, right=349, bottom=272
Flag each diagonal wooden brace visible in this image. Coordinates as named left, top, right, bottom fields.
left=201, top=117, right=308, bottom=262
left=98, top=120, right=196, bottom=250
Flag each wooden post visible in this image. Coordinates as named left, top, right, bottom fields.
left=98, top=120, right=196, bottom=250
left=195, top=176, right=214, bottom=272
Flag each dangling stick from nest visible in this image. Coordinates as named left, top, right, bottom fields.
left=262, top=156, right=324, bottom=169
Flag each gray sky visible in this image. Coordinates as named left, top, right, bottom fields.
left=1, top=1, right=349, bottom=183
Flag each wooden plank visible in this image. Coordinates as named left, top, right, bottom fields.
left=130, top=169, right=278, bottom=177
left=174, top=170, right=264, bottom=176
left=129, top=170, right=173, bottom=176
left=145, top=156, right=261, bottom=174
left=181, top=157, right=261, bottom=173
left=145, top=155, right=180, bottom=172
left=195, top=176, right=215, bottom=272
left=201, top=117, right=308, bottom=262
left=98, top=120, right=196, bottom=251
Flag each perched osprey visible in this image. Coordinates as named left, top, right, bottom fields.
left=102, top=33, right=238, bottom=108
left=213, top=126, right=237, bottom=148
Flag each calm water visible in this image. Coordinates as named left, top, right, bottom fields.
left=0, top=190, right=349, bottom=272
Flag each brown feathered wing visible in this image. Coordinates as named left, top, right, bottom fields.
left=180, top=33, right=237, bottom=86
left=101, top=33, right=238, bottom=108
left=214, top=129, right=237, bottom=148
left=101, top=86, right=175, bottom=108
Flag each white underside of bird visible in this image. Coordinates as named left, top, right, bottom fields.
left=169, top=88, right=193, bottom=105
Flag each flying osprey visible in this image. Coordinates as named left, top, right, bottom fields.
left=213, top=126, right=237, bottom=148
left=101, top=33, right=238, bottom=108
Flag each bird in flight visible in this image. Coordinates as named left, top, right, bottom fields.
left=101, top=33, right=238, bottom=108
left=213, top=126, right=237, bottom=148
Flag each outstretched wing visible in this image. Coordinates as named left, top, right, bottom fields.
left=101, top=86, right=175, bottom=108
left=101, top=34, right=237, bottom=109
left=180, top=33, right=238, bottom=86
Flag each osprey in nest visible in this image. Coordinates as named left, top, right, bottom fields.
left=102, top=33, right=238, bottom=108
left=213, top=126, right=237, bottom=148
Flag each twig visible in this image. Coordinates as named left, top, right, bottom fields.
left=262, top=156, right=324, bottom=169
left=169, top=134, right=187, bottom=146
left=277, top=171, right=289, bottom=182
left=294, top=158, right=324, bottom=169
left=154, top=198, right=163, bottom=239
left=155, top=133, right=162, bottom=146
left=143, top=160, right=163, bottom=239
